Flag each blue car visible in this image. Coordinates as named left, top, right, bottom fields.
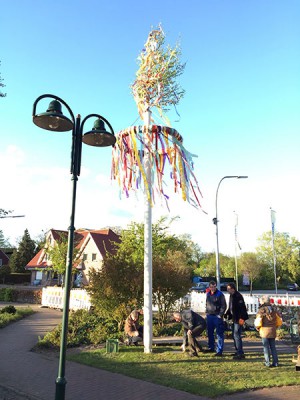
left=190, top=282, right=209, bottom=293
left=287, top=283, right=299, bottom=291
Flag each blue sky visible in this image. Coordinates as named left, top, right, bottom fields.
left=1, top=0, right=300, bottom=256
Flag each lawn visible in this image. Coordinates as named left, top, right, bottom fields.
left=68, top=346, right=299, bottom=398
left=0, top=306, right=35, bottom=328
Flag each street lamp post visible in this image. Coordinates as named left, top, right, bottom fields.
left=0, top=215, right=25, bottom=219
left=32, top=94, right=115, bottom=400
left=213, top=176, right=248, bottom=290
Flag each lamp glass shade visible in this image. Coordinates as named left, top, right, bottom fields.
left=82, top=118, right=116, bottom=147
left=33, top=100, right=73, bottom=132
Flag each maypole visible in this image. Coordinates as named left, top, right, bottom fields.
left=143, top=108, right=152, bottom=353
left=112, top=26, right=204, bottom=353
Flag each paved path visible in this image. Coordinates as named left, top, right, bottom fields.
left=0, top=304, right=299, bottom=400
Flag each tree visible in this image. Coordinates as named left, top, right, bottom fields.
left=239, top=252, right=262, bottom=294
left=196, top=252, right=215, bottom=277
left=0, top=61, right=6, bottom=98
left=9, top=229, right=36, bottom=272
left=220, top=255, right=236, bottom=279
left=0, top=265, right=11, bottom=284
left=0, top=230, right=11, bottom=248
left=45, top=233, right=79, bottom=285
left=153, top=250, right=191, bottom=326
left=34, top=231, right=46, bottom=253
left=196, top=252, right=235, bottom=279
left=88, top=223, right=144, bottom=330
left=177, top=233, right=203, bottom=270
left=88, top=217, right=195, bottom=329
left=131, top=25, right=185, bottom=118
left=0, top=209, right=12, bottom=218
left=256, top=231, right=300, bottom=284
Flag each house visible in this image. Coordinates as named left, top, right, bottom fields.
left=25, top=228, right=120, bottom=286
left=0, top=248, right=10, bottom=268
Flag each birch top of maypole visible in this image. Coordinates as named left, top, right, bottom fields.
left=112, top=25, right=204, bottom=210
left=131, top=26, right=185, bottom=123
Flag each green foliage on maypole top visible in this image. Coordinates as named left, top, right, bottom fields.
left=131, top=25, right=186, bottom=119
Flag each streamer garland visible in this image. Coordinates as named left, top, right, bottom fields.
left=111, top=125, right=203, bottom=209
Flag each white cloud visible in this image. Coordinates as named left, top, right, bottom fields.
left=1, top=145, right=300, bottom=256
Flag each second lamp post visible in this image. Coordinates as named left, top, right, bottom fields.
left=213, top=175, right=248, bottom=290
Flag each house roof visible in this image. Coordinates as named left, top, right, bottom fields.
left=25, top=228, right=120, bottom=270
left=89, top=229, right=120, bottom=256
left=26, top=249, right=47, bottom=270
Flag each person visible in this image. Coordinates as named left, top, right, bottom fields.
left=254, top=295, right=281, bottom=367
left=124, top=309, right=143, bottom=346
left=173, top=310, right=206, bottom=357
left=225, top=282, right=249, bottom=360
left=205, top=280, right=227, bottom=356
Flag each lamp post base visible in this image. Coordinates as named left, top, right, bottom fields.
left=55, top=377, right=67, bottom=400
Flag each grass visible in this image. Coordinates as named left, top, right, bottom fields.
left=68, top=346, right=299, bottom=398
left=0, top=307, right=35, bottom=328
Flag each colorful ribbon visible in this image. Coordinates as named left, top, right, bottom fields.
left=111, top=125, right=203, bottom=210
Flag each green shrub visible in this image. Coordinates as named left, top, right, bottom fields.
left=243, top=330, right=260, bottom=339
left=0, top=288, right=14, bottom=301
left=153, top=322, right=183, bottom=337
left=0, top=287, right=41, bottom=303
left=0, top=313, right=11, bottom=327
left=88, top=324, right=111, bottom=344
left=0, top=305, right=16, bottom=314
left=37, top=309, right=119, bottom=349
left=0, top=307, right=34, bottom=328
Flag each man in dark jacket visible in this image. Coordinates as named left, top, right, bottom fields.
left=225, top=282, right=249, bottom=359
left=205, top=280, right=227, bottom=356
left=173, top=310, right=206, bottom=357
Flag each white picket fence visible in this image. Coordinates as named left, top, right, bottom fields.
left=41, top=287, right=300, bottom=314
left=41, top=287, right=91, bottom=310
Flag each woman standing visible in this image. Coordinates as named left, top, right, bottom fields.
left=255, top=295, right=282, bottom=368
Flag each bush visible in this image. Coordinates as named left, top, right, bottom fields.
left=0, top=307, right=34, bottom=328
left=153, top=322, right=183, bottom=337
left=0, top=288, right=14, bottom=301
left=37, top=309, right=120, bottom=349
left=0, top=305, right=16, bottom=314
left=243, top=330, right=260, bottom=339
left=0, top=287, right=42, bottom=303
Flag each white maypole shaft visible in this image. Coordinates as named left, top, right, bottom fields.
left=270, top=208, right=278, bottom=294
left=143, top=109, right=153, bottom=353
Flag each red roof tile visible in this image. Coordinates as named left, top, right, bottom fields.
left=26, top=249, right=47, bottom=269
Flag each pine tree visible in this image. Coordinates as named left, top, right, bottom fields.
left=9, top=229, right=36, bottom=272
left=0, top=230, right=11, bottom=248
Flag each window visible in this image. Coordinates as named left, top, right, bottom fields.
left=83, top=253, right=88, bottom=261
left=92, top=253, right=97, bottom=261
left=36, top=271, right=43, bottom=280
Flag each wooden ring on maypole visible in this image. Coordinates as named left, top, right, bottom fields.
left=115, top=125, right=183, bottom=143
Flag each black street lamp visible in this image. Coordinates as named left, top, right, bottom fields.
left=213, top=175, right=248, bottom=290
left=32, top=94, right=115, bottom=400
left=0, top=215, right=25, bottom=219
